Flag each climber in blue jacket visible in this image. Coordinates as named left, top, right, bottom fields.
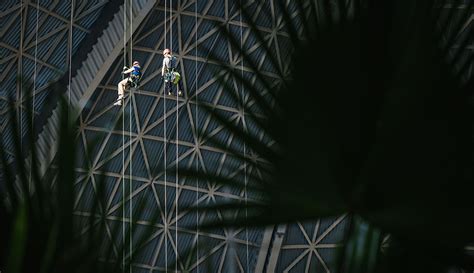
left=115, top=60, right=142, bottom=106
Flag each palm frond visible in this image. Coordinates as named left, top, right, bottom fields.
left=182, top=0, right=474, bottom=272
left=0, top=80, right=162, bottom=273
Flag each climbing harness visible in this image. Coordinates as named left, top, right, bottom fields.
left=163, top=69, right=181, bottom=85
left=125, top=66, right=142, bottom=88
left=128, top=74, right=141, bottom=88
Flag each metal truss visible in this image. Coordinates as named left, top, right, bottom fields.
left=71, top=1, right=351, bottom=272
left=1, top=0, right=472, bottom=272
left=0, top=0, right=108, bottom=163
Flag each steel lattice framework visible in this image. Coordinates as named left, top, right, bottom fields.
left=1, top=0, right=472, bottom=272
left=0, top=0, right=109, bottom=162
left=72, top=1, right=349, bottom=272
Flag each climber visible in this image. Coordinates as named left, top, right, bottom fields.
left=114, top=60, right=142, bottom=106
left=161, top=48, right=184, bottom=96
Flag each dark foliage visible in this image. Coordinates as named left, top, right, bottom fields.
left=1, top=1, right=473, bottom=272
left=184, top=0, right=474, bottom=272
left=0, top=82, right=159, bottom=273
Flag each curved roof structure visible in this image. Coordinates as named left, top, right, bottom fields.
left=1, top=0, right=472, bottom=272
left=70, top=1, right=349, bottom=271
left=1, top=0, right=111, bottom=161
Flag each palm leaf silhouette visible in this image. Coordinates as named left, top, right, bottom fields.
left=181, top=0, right=474, bottom=272
left=0, top=80, right=161, bottom=273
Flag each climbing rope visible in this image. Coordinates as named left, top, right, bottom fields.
left=240, top=1, right=250, bottom=270
left=30, top=0, right=40, bottom=186
left=128, top=0, right=134, bottom=271
left=171, top=1, right=180, bottom=272
left=195, top=1, right=199, bottom=272
left=163, top=0, right=168, bottom=271
left=68, top=0, right=74, bottom=108
left=19, top=0, right=23, bottom=159
left=34, top=0, right=39, bottom=132
left=122, top=0, right=126, bottom=270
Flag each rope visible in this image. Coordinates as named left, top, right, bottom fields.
left=240, top=1, right=250, bottom=270
left=128, top=0, right=133, bottom=271
left=164, top=0, right=168, bottom=271
left=195, top=1, right=199, bottom=272
left=68, top=0, right=74, bottom=108
left=122, top=0, right=126, bottom=271
left=31, top=0, right=39, bottom=186
left=171, top=1, right=180, bottom=272
left=34, top=0, right=39, bottom=135
left=19, top=0, right=23, bottom=162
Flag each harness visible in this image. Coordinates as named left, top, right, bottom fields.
left=164, top=70, right=181, bottom=84
left=163, top=56, right=180, bottom=84
left=128, top=66, right=142, bottom=88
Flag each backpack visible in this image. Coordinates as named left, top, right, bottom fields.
left=164, top=71, right=181, bottom=84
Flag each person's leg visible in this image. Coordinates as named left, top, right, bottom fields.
left=118, top=78, right=129, bottom=98
left=115, top=78, right=129, bottom=105
left=177, top=80, right=184, bottom=96
left=166, top=81, right=173, bottom=95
